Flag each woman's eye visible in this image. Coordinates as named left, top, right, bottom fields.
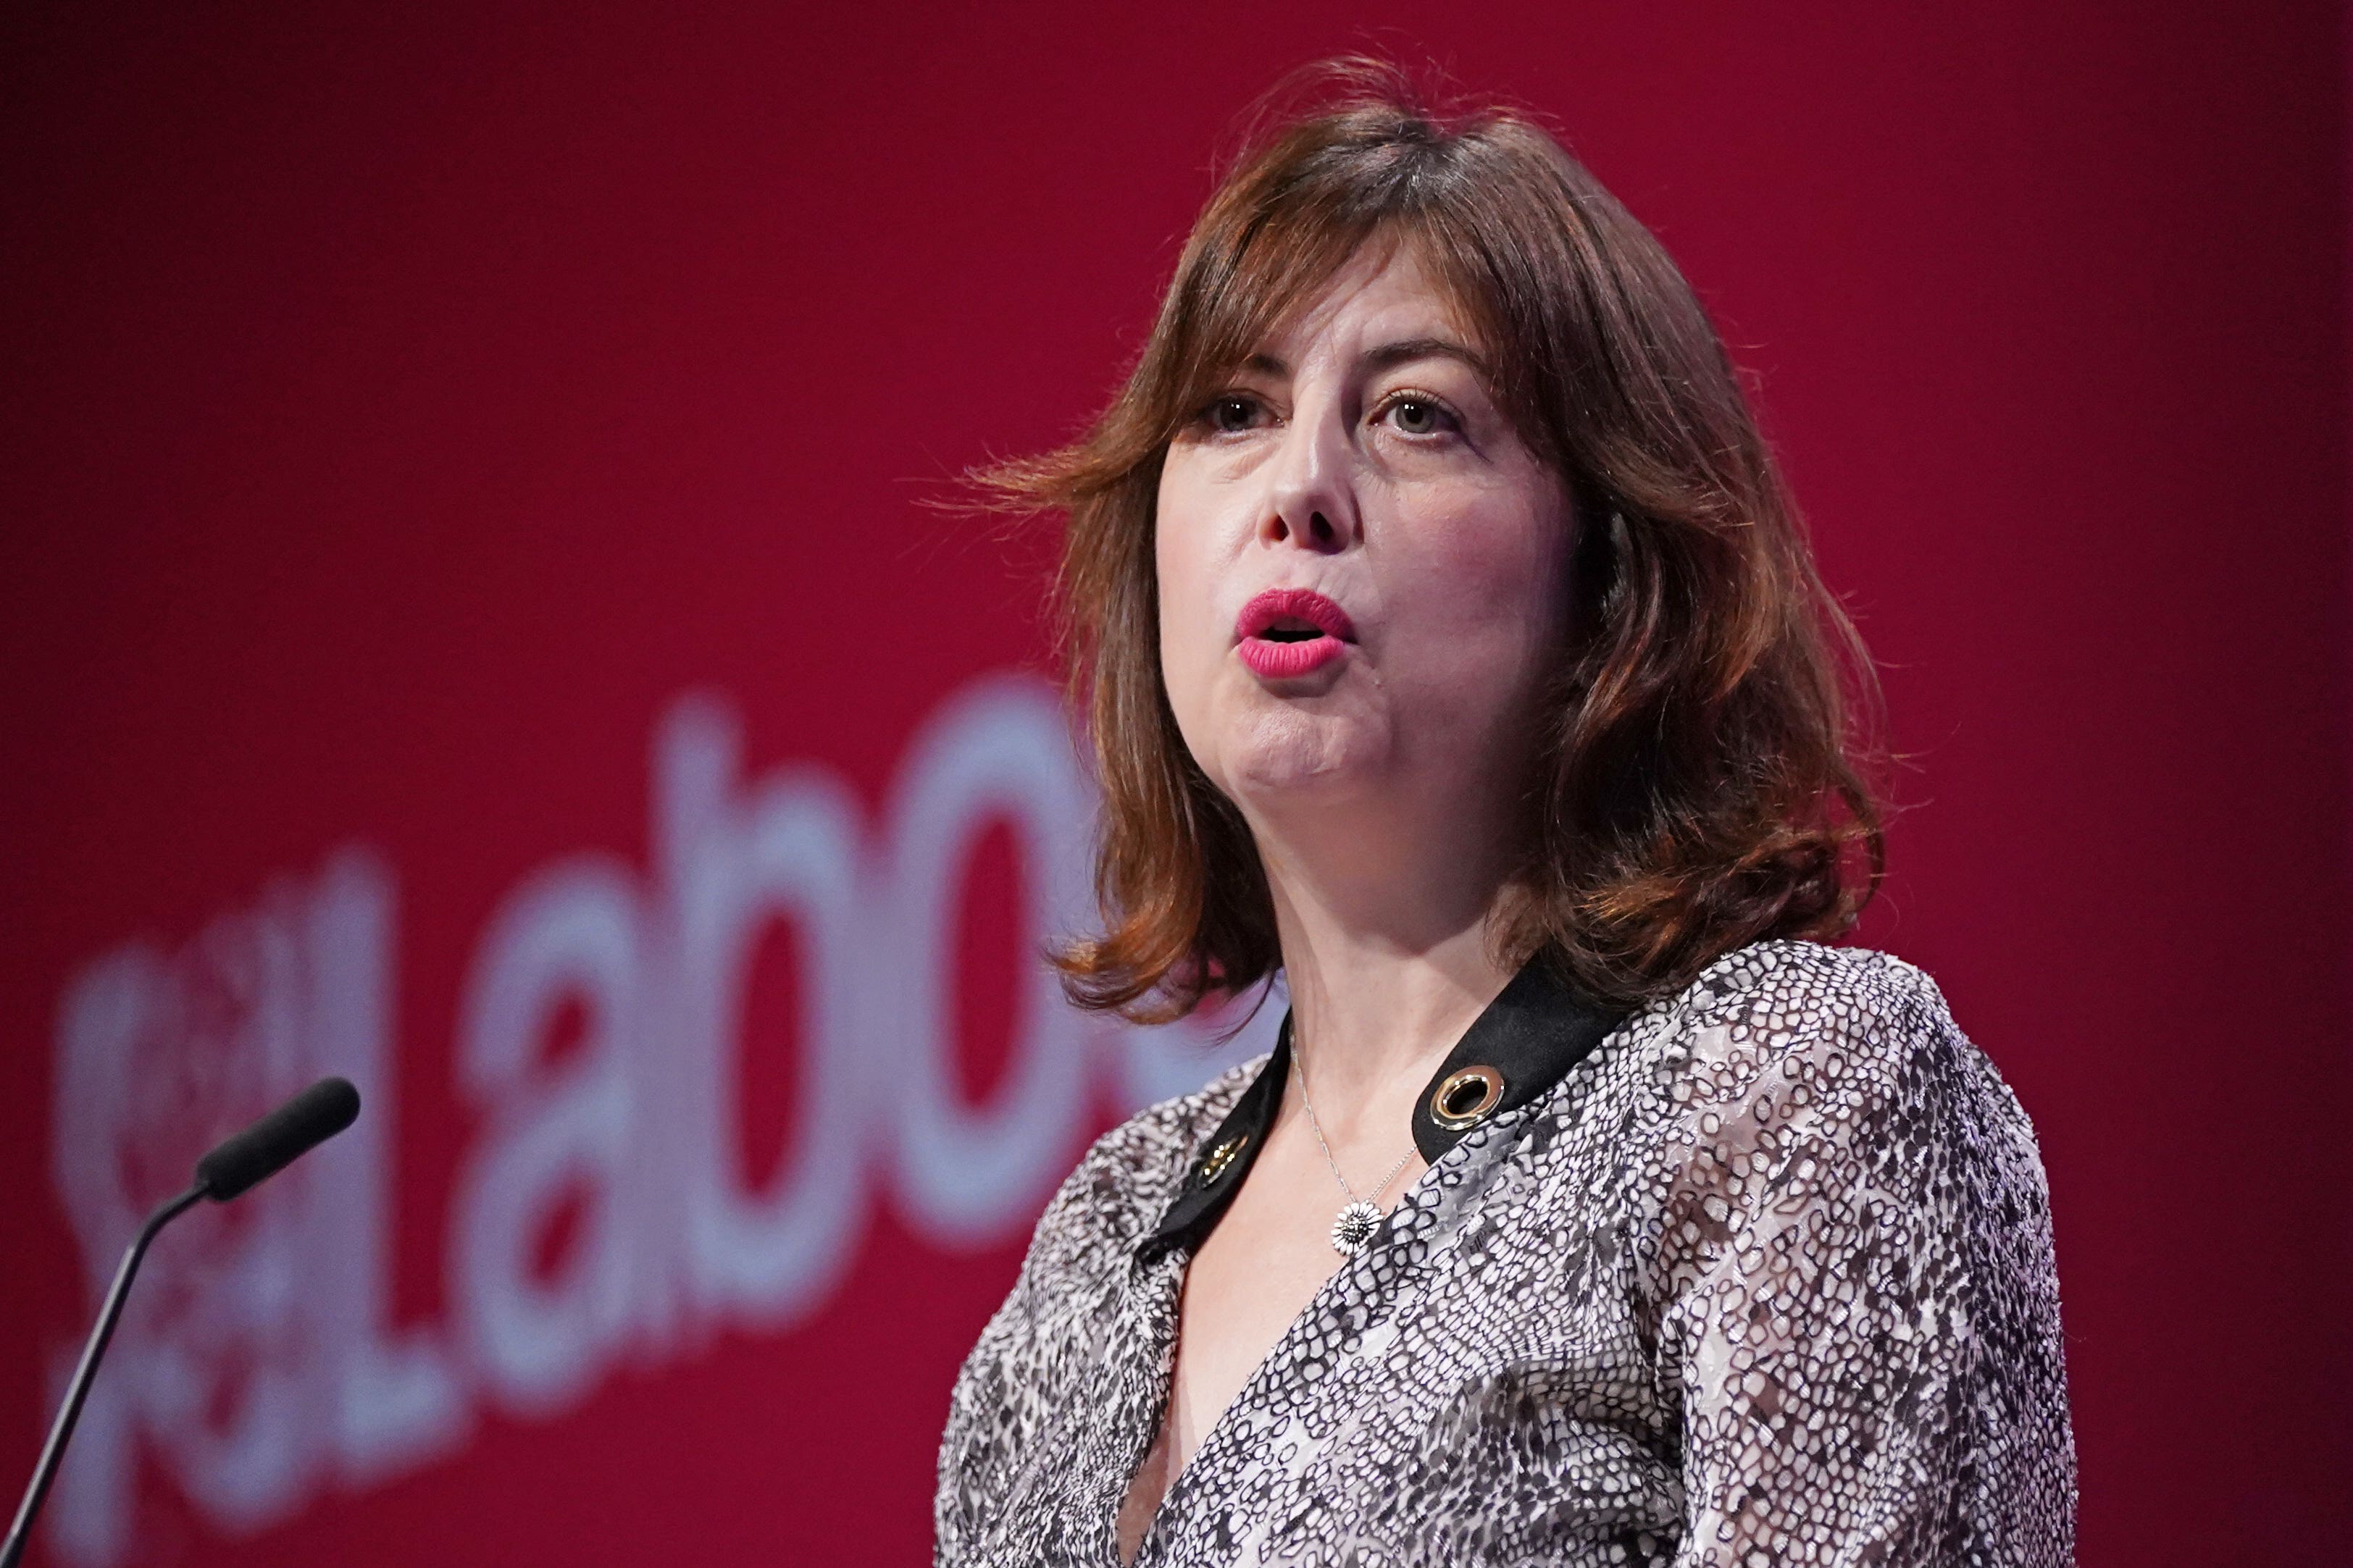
left=1381, top=397, right=1454, bottom=437
left=1206, top=395, right=1262, bottom=434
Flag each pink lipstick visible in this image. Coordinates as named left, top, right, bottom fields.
left=1234, top=587, right=1355, bottom=679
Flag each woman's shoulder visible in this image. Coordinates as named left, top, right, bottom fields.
left=1021, top=1049, right=1269, bottom=1268
left=937, top=1052, right=1264, bottom=1551
left=1660, top=936, right=1957, bottom=1041
left=942, top=1052, right=1261, bottom=1415
left=1615, top=938, right=2055, bottom=1258
left=1639, top=939, right=2003, bottom=1101
left=1608, top=939, right=2049, bottom=1191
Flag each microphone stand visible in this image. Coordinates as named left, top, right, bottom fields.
left=2, top=1073, right=357, bottom=1568
left=1, top=1185, right=206, bottom=1568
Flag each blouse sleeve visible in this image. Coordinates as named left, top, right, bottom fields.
left=1650, top=953, right=2074, bottom=1567
left=934, top=1147, right=1095, bottom=1560
left=933, top=1104, right=1185, bottom=1563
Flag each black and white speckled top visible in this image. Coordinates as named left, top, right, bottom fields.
left=935, top=940, right=2076, bottom=1567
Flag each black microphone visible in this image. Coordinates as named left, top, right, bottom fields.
left=2, top=1077, right=363, bottom=1568
left=193, top=1077, right=361, bottom=1201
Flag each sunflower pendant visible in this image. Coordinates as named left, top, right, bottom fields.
left=1330, top=1200, right=1382, bottom=1255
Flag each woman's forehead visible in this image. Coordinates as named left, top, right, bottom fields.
left=1258, top=243, right=1479, bottom=361
left=1210, top=234, right=1494, bottom=386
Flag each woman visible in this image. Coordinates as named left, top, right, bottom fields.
left=936, top=63, right=2073, bottom=1567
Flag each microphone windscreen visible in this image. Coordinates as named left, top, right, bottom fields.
left=194, top=1077, right=362, bottom=1201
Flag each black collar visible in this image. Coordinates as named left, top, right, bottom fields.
left=1139, top=954, right=1626, bottom=1259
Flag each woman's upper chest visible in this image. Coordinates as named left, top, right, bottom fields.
left=1158, top=1103, right=1434, bottom=1477
left=1111, top=1115, right=1678, bottom=1566
left=946, top=960, right=1667, bottom=1564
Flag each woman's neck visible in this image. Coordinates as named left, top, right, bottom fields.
left=1251, top=800, right=1524, bottom=1129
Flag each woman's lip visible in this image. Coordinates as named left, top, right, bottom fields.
left=1237, top=634, right=1347, bottom=679
left=1234, top=587, right=1356, bottom=643
left=1233, top=587, right=1354, bottom=681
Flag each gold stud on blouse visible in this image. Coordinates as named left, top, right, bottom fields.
left=1429, top=1065, right=1506, bottom=1131
left=1195, top=1136, right=1247, bottom=1187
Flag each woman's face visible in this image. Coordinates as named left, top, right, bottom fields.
left=1155, top=241, right=1572, bottom=846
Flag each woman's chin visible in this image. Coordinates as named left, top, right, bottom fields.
left=1211, top=709, right=1387, bottom=803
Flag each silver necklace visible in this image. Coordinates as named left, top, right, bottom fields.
left=1289, top=1038, right=1416, bottom=1255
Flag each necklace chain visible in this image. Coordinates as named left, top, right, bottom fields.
left=1288, top=1037, right=1416, bottom=1209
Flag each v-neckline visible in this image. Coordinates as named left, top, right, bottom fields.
left=1108, top=956, right=1627, bottom=1564
left=1138, top=956, right=1625, bottom=1260
left=1113, top=1150, right=1447, bottom=1567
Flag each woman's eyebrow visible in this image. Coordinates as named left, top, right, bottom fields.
left=1361, top=336, right=1490, bottom=376
left=1221, top=338, right=1488, bottom=386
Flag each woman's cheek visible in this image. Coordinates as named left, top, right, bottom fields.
left=1397, top=524, right=1559, bottom=692
left=1155, top=542, right=1220, bottom=740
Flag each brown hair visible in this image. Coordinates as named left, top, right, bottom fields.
left=984, top=59, right=1884, bottom=1020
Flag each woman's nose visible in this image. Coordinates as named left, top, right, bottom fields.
left=1260, top=411, right=1357, bottom=553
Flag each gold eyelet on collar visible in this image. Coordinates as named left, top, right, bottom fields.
left=1196, top=1135, right=1247, bottom=1187
left=1429, top=1065, right=1505, bottom=1131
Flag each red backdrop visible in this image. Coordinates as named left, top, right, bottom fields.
left=3, top=4, right=2347, bottom=1564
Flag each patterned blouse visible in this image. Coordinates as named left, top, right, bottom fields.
left=935, top=941, right=2076, bottom=1566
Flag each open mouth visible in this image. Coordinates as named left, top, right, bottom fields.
left=1234, top=588, right=1355, bottom=679
left=1257, top=619, right=1326, bottom=644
